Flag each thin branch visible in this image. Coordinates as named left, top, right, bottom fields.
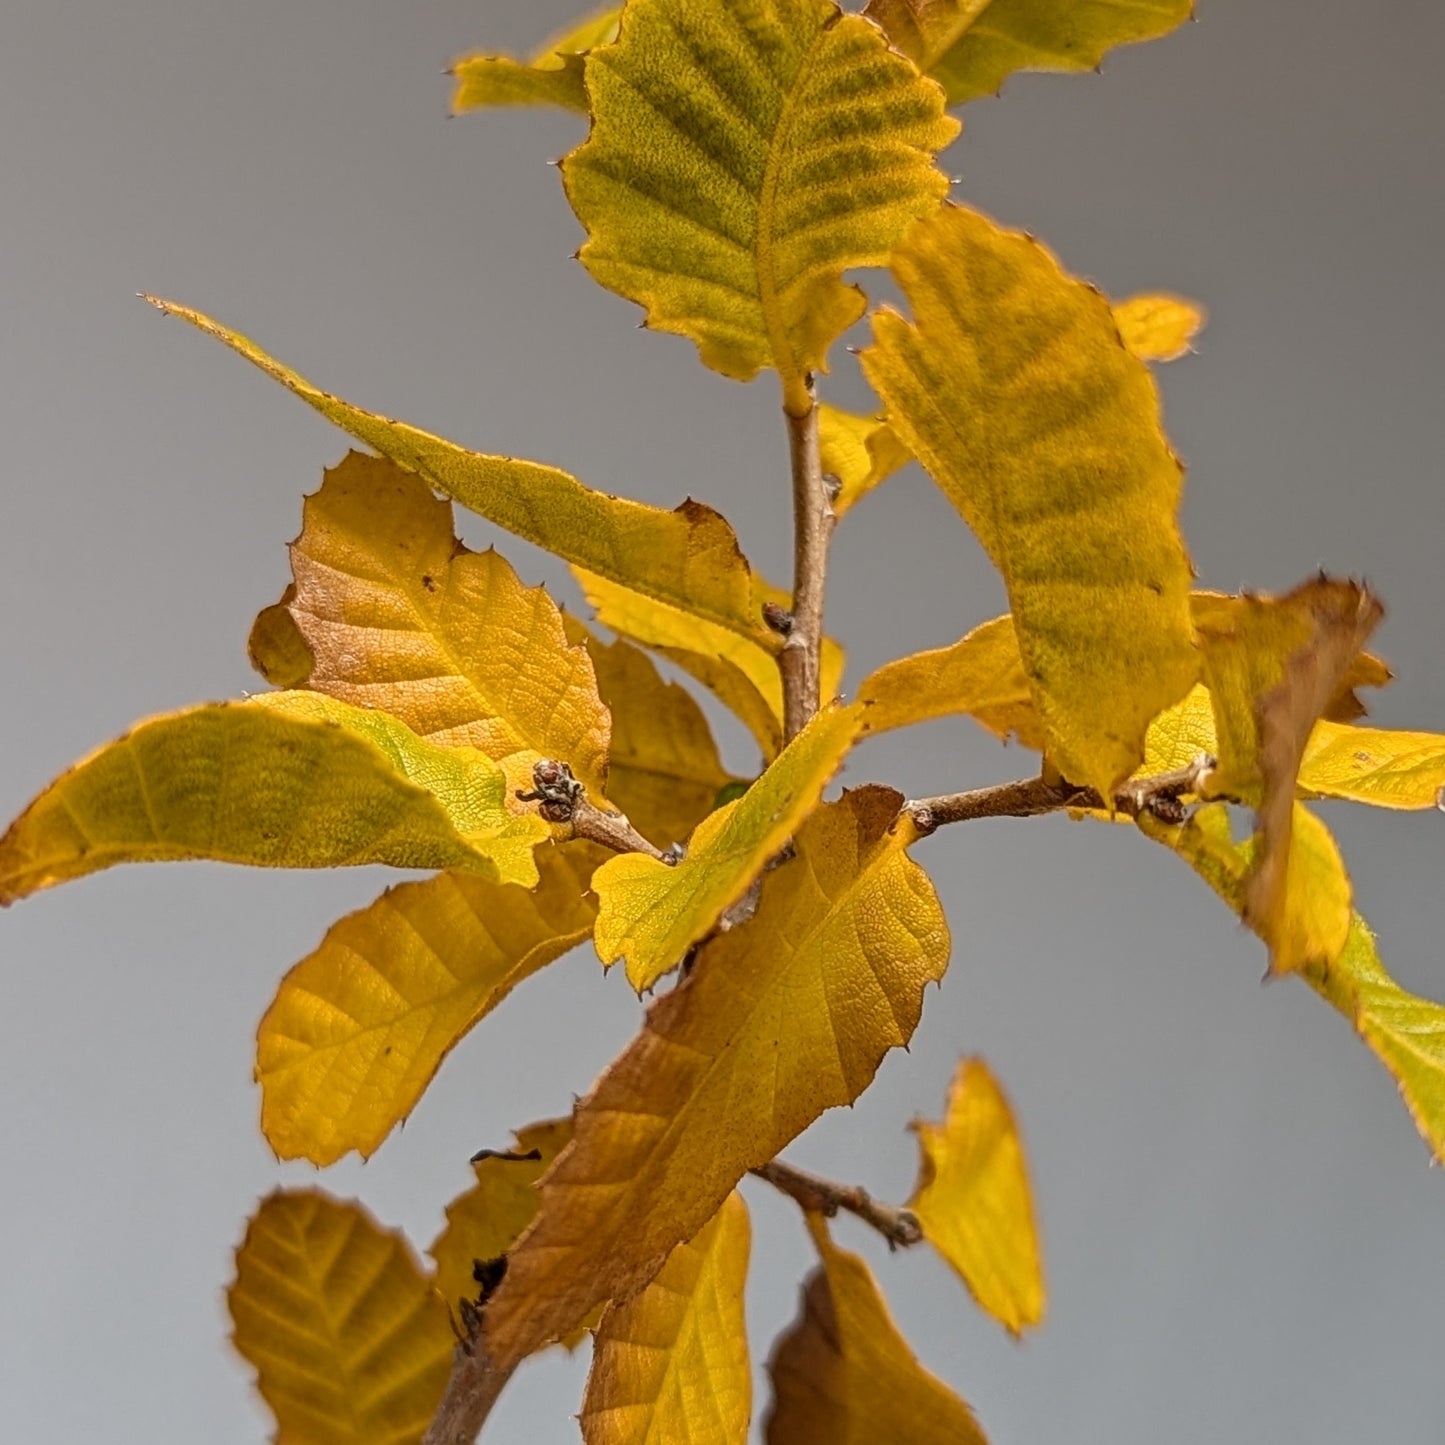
left=906, top=757, right=1214, bottom=834
left=753, top=1157, right=923, bottom=1249
left=778, top=380, right=832, bottom=742
left=420, top=1347, right=515, bottom=1445
left=517, top=759, right=670, bottom=861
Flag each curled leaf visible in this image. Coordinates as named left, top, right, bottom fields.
left=1113, top=291, right=1206, bottom=362
left=817, top=404, right=911, bottom=518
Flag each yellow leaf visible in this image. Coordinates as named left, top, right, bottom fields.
left=593, top=703, right=863, bottom=990
left=562, top=0, right=958, bottom=412
left=580, top=1192, right=752, bottom=1445
left=577, top=570, right=848, bottom=765
left=483, top=786, right=950, bottom=1368
left=764, top=1213, right=988, bottom=1445
left=1113, top=291, right=1206, bottom=362
left=257, top=847, right=599, bottom=1165
left=283, top=452, right=610, bottom=799
left=1198, top=577, right=1382, bottom=975
left=864, top=0, right=1191, bottom=107
left=229, top=1190, right=452, bottom=1445
left=1298, top=721, right=1445, bottom=810
left=909, top=1057, right=1045, bottom=1335
left=817, top=404, right=911, bottom=519
left=857, top=613, right=1043, bottom=749
left=430, top=1117, right=576, bottom=1317
left=1142, top=804, right=1445, bottom=1162
left=1139, top=681, right=1218, bottom=776
left=862, top=205, right=1197, bottom=797
left=0, top=693, right=548, bottom=904
left=146, top=298, right=777, bottom=648
left=450, top=8, right=620, bottom=115
left=249, top=583, right=315, bottom=689
left=568, top=617, right=742, bottom=849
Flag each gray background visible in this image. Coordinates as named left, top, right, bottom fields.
left=3, top=2, right=1443, bottom=1441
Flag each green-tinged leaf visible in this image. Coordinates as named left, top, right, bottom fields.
left=865, top=0, right=1191, bottom=107
left=580, top=1192, right=752, bottom=1445
left=257, top=846, right=599, bottom=1165
left=593, top=703, right=863, bottom=990
left=1298, top=721, right=1445, bottom=809
left=451, top=8, right=620, bottom=114
left=563, top=0, right=958, bottom=411
left=764, top=1213, right=988, bottom=1445
left=431, top=1117, right=576, bottom=1316
left=281, top=452, right=610, bottom=799
left=862, top=205, right=1196, bottom=797
left=482, top=787, right=950, bottom=1368
left=146, top=299, right=777, bottom=647
left=909, top=1057, right=1045, bottom=1335
left=566, top=617, right=743, bottom=849
left=857, top=613, right=1043, bottom=749
left=1142, top=804, right=1445, bottom=1162
left=576, top=568, right=847, bottom=765
left=1139, top=682, right=1217, bottom=775
left=817, top=404, right=910, bottom=518
left=0, top=693, right=549, bottom=904
left=1113, top=291, right=1206, bottom=362
left=1198, top=577, right=1382, bottom=975
left=229, top=1190, right=452, bottom=1445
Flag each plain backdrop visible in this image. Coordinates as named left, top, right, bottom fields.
left=3, top=3, right=1444, bottom=1442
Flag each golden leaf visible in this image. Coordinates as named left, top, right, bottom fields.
left=864, top=0, right=1191, bottom=107
left=483, top=786, right=950, bottom=1368
left=1298, top=721, right=1445, bottom=809
left=146, top=299, right=777, bottom=647
left=1142, top=803, right=1445, bottom=1162
left=229, top=1190, right=452, bottom=1445
left=430, top=1117, right=576, bottom=1317
left=817, top=404, right=911, bottom=519
left=450, top=8, right=620, bottom=115
left=862, top=205, right=1197, bottom=797
left=576, top=570, right=848, bottom=765
left=563, top=0, right=958, bottom=412
left=909, top=1057, right=1045, bottom=1334
left=283, top=452, right=610, bottom=799
left=580, top=1192, right=752, bottom=1445
left=567, top=617, right=742, bottom=849
left=593, top=703, right=863, bottom=990
left=764, top=1213, right=988, bottom=1445
left=248, top=583, right=314, bottom=689
left=0, top=692, right=548, bottom=904
left=257, top=847, right=599, bottom=1165
left=1113, top=291, right=1206, bottom=362
left=1198, top=577, right=1382, bottom=974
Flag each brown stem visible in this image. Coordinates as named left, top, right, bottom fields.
left=778, top=381, right=832, bottom=743
left=753, top=1157, right=923, bottom=1249
left=907, top=758, right=1214, bottom=834
left=420, top=1348, right=515, bottom=1445
left=569, top=796, right=669, bottom=860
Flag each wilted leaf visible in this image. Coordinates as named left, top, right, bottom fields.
left=0, top=692, right=548, bottom=904
left=862, top=205, right=1197, bottom=797
left=450, top=8, right=620, bottom=114
left=764, top=1213, right=988, bottom=1445
left=1142, top=803, right=1445, bottom=1162
left=865, top=0, right=1191, bottom=107
left=146, top=299, right=776, bottom=648
left=483, top=786, right=950, bottom=1368
left=1113, top=292, right=1205, bottom=362
left=1298, top=722, right=1445, bottom=809
left=909, top=1057, right=1044, bottom=1335
left=567, top=618, right=742, bottom=849
left=1199, top=577, right=1382, bottom=974
left=431, top=1117, right=576, bottom=1316
left=257, top=847, right=599, bottom=1165
left=577, top=570, right=847, bottom=764
left=593, top=703, right=863, bottom=990
left=229, top=1190, right=452, bottom=1445
left=857, top=613, right=1042, bottom=749
left=249, top=583, right=314, bottom=689
left=283, top=452, right=610, bottom=799
left=817, top=404, right=911, bottom=519
left=580, top=1192, right=752, bottom=1445
left=563, top=0, right=958, bottom=411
